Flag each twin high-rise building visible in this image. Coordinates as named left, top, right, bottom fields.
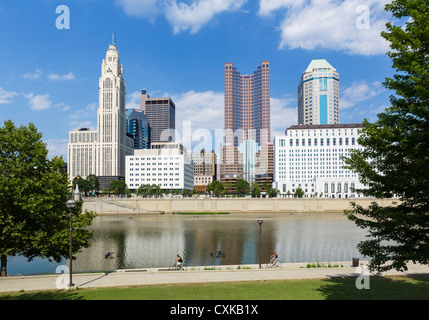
left=298, top=59, right=340, bottom=125
left=220, top=61, right=273, bottom=187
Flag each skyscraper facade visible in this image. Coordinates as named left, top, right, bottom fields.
left=125, top=108, right=151, bottom=149
left=97, top=41, right=134, bottom=178
left=68, top=37, right=134, bottom=186
left=298, top=59, right=340, bottom=125
left=140, top=90, right=176, bottom=143
left=220, top=61, right=273, bottom=186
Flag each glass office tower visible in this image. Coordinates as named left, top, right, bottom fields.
left=298, top=59, right=340, bottom=125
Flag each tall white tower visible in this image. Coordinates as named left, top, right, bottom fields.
left=96, top=36, right=133, bottom=177
left=67, top=35, right=134, bottom=187
left=298, top=59, right=340, bottom=125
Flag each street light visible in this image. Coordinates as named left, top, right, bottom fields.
left=65, top=199, right=76, bottom=288
left=257, top=218, right=263, bottom=269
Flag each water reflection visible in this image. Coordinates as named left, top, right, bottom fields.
left=72, top=213, right=366, bottom=273
left=7, top=213, right=367, bottom=275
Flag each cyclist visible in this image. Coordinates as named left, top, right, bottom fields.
left=174, top=254, right=183, bottom=270
left=270, top=250, right=279, bottom=267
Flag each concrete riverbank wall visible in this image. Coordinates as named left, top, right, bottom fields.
left=81, top=197, right=398, bottom=215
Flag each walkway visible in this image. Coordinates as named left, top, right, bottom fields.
left=1, top=261, right=428, bottom=293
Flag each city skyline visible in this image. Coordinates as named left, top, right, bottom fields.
left=0, top=1, right=396, bottom=161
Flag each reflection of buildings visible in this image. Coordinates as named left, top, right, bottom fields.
left=273, top=123, right=365, bottom=198
left=220, top=61, right=273, bottom=187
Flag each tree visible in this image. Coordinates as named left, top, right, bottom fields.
left=109, top=180, right=127, bottom=195
left=268, top=187, right=280, bottom=198
left=0, top=120, right=96, bottom=277
left=343, top=0, right=429, bottom=273
left=86, top=174, right=100, bottom=193
left=73, top=176, right=91, bottom=196
left=235, top=179, right=250, bottom=196
left=261, top=181, right=271, bottom=193
left=251, top=182, right=261, bottom=198
left=207, top=180, right=224, bottom=197
left=137, top=184, right=150, bottom=197
left=294, top=187, right=304, bottom=198
left=223, top=180, right=233, bottom=195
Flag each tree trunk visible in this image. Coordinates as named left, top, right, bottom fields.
left=1, top=255, right=7, bottom=277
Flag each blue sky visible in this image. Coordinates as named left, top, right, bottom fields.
left=0, top=0, right=397, bottom=160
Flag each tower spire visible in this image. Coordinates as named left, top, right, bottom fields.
left=112, top=32, right=116, bottom=46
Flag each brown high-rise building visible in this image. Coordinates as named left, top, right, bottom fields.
left=220, top=61, right=273, bottom=188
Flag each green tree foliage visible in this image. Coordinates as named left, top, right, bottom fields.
left=343, top=0, right=429, bottom=272
left=294, top=187, right=305, bottom=198
left=235, top=179, right=250, bottom=196
left=108, top=180, right=127, bottom=195
left=207, top=180, right=224, bottom=197
left=0, top=120, right=96, bottom=277
left=251, top=182, right=261, bottom=198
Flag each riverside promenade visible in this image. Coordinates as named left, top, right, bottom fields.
left=1, top=261, right=428, bottom=293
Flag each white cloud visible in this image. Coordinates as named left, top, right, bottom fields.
left=48, top=72, right=75, bottom=81
left=126, top=91, right=141, bottom=109
left=173, top=90, right=224, bottom=132
left=340, top=80, right=384, bottom=109
left=117, top=0, right=247, bottom=34
left=115, top=0, right=161, bottom=20
left=23, top=69, right=42, bottom=80
left=68, top=103, right=98, bottom=131
left=45, top=139, right=68, bottom=159
left=165, top=0, right=247, bottom=34
left=0, top=87, right=18, bottom=104
left=259, top=0, right=391, bottom=55
left=25, top=93, right=52, bottom=111
left=270, top=95, right=296, bottom=138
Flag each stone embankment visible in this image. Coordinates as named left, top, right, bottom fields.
left=81, top=197, right=398, bottom=215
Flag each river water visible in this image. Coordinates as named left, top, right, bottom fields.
left=6, top=212, right=367, bottom=275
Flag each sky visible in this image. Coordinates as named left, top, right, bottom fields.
left=0, top=0, right=399, bottom=161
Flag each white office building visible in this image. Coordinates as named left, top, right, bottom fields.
left=126, top=143, right=194, bottom=192
left=274, top=124, right=366, bottom=198
left=68, top=36, right=134, bottom=184
left=298, top=59, right=340, bottom=125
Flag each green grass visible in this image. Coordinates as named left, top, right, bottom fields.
left=303, top=262, right=344, bottom=268
left=174, top=212, right=230, bottom=215
left=1, top=276, right=429, bottom=300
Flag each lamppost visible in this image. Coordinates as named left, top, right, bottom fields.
left=257, top=218, right=263, bottom=269
left=65, top=199, right=76, bottom=288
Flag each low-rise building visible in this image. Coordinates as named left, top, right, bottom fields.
left=125, top=143, right=193, bottom=192
left=274, top=123, right=366, bottom=198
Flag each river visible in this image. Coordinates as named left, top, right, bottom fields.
left=6, top=212, right=367, bottom=275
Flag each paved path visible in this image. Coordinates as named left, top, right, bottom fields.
left=1, top=261, right=428, bottom=293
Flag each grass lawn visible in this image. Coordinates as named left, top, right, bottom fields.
left=0, top=276, right=428, bottom=300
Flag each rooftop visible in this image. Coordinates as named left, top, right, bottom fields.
left=305, top=59, right=335, bottom=72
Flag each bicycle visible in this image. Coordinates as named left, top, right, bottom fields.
left=168, top=263, right=187, bottom=271
left=266, top=258, right=282, bottom=268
